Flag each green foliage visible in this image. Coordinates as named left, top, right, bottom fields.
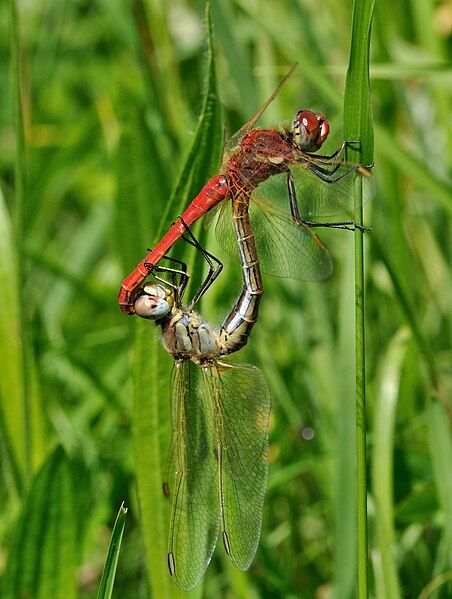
left=343, top=1, right=375, bottom=596
left=0, top=184, right=25, bottom=497
left=1, top=446, right=87, bottom=599
left=97, top=503, right=128, bottom=599
left=131, top=4, right=221, bottom=596
left=0, top=0, right=450, bottom=597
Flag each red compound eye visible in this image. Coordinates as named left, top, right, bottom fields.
left=293, top=110, right=330, bottom=151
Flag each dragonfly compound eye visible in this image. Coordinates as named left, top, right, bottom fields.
left=293, top=110, right=329, bottom=151
left=135, top=284, right=174, bottom=319
left=135, top=293, right=172, bottom=319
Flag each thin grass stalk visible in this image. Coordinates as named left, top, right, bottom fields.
left=343, top=0, right=375, bottom=595
left=372, top=331, right=406, bottom=599
left=96, top=503, right=128, bottom=599
left=9, top=0, right=30, bottom=481
left=354, top=177, right=368, bottom=598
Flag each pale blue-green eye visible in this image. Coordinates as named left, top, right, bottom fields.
left=135, top=293, right=171, bottom=319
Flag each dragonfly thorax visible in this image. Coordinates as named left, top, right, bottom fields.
left=227, top=129, right=292, bottom=188
left=162, top=308, right=220, bottom=362
left=135, top=283, right=221, bottom=361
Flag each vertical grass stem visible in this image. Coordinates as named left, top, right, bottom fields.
left=343, top=0, right=375, bottom=593
left=10, top=0, right=31, bottom=481
left=355, top=178, right=368, bottom=598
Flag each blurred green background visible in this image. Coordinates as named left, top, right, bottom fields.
left=0, top=0, right=451, bottom=597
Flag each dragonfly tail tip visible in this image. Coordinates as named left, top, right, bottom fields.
left=167, top=552, right=175, bottom=576
left=162, top=482, right=170, bottom=499
left=222, top=531, right=231, bottom=555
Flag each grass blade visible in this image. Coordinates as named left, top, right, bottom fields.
left=132, top=2, right=220, bottom=595
left=333, top=239, right=359, bottom=599
left=0, top=185, right=24, bottom=498
left=428, top=398, right=452, bottom=568
left=372, top=239, right=440, bottom=397
left=8, top=0, right=30, bottom=485
left=343, top=0, right=375, bottom=596
left=1, top=446, right=82, bottom=599
left=132, top=320, right=176, bottom=598
left=375, top=126, right=452, bottom=214
left=343, top=1, right=375, bottom=165
left=372, top=330, right=406, bottom=599
left=97, top=502, right=128, bottom=599
left=155, top=2, right=222, bottom=241
left=115, top=105, right=171, bottom=271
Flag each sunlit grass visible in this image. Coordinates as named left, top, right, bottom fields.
left=0, top=0, right=450, bottom=597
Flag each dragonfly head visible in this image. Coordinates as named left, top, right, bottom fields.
left=134, top=283, right=174, bottom=319
left=292, top=110, right=330, bottom=152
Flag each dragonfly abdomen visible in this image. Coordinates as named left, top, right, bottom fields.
left=219, top=196, right=263, bottom=354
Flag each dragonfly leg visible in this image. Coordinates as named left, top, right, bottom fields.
left=287, top=172, right=371, bottom=232
left=144, top=257, right=189, bottom=304
left=287, top=171, right=304, bottom=224
left=306, top=161, right=343, bottom=177
left=300, top=220, right=371, bottom=232
left=178, top=216, right=223, bottom=307
left=310, top=139, right=360, bottom=161
left=160, top=255, right=189, bottom=303
left=308, top=162, right=358, bottom=184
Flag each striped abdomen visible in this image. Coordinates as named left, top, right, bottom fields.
left=219, top=194, right=263, bottom=355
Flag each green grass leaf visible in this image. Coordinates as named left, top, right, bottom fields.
left=343, top=1, right=375, bottom=597
left=372, top=330, right=406, bottom=599
left=155, top=2, right=222, bottom=242
left=0, top=186, right=24, bottom=497
left=131, top=2, right=220, bottom=595
left=2, top=0, right=449, bottom=596
left=375, top=125, right=452, bottom=214
left=115, top=105, right=172, bottom=270
left=333, top=239, right=359, bottom=599
left=428, top=398, right=452, bottom=568
left=1, top=446, right=83, bottom=599
left=97, top=502, right=128, bottom=599
left=343, top=0, right=375, bottom=164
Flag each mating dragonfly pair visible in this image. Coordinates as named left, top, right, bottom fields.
left=119, top=67, right=375, bottom=591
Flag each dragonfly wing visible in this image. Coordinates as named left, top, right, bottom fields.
left=289, top=161, right=376, bottom=218
left=214, top=186, right=333, bottom=281
left=223, top=65, right=296, bottom=156
left=203, top=201, right=222, bottom=230
left=214, top=202, right=240, bottom=262
left=167, top=361, right=220, bottom=591
left=210, top=361, right=271, bottom=570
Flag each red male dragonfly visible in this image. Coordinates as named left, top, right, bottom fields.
left=118, top=66, right=375, bottom=314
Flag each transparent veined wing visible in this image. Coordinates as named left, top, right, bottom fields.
left=166, top=361, right=220, bottom=591
left=288, top=161, right=376, bottom=218
left=207, top=361, right=271, bottom=570
left=203, top=201, right=222, bottom=230
left=222, top=64, right=296, bottom=158
left=167, top=359, right=271, bottom=588
left=214, top=185, right=333, bottom=281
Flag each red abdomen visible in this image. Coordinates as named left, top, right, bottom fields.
left=118, top=175, right=229, bottom=314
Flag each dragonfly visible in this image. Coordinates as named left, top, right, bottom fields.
left=133, top=226, right=269, bottom=591
left=118, top=65, right=375, bottom=316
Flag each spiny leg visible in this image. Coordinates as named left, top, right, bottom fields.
left=287, top=172, right=370, bottom=233
left=179, top=216, right=223, bottom=307
left=160, top=255, right=189, bottom=303
left=308, top=139, right=360, bottom=162
left=145, top=254, right=189, bottom=303
left=308, top=162, right=359, bottom=184
left=305, top=161, right=343, bottom=177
